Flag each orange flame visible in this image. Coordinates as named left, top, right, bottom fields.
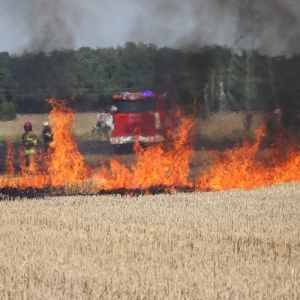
left=5, top=140, right=15, bottom=177
left=195, top=126, right=300, bottom=191
left=92, top=114, right=195, bottom=191
left=0, top=98, right=91, bottom=190
left=45, top=98, right=91, bottom=185
left=131, top=117, right=194, bottom=188
left=1, top=97, right=300, bottom=194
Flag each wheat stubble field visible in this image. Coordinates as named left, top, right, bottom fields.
left=1, top=183, right=300, bottom=299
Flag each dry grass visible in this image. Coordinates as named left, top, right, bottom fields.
left=1, top=183, right=300, bottom=299
left=0, top=111, right=267, bottom=141
left=0, top=114, right=48, bottom=140
left=195, top=111, right=265, bottom=140
left=73, top=112, right=98, bottom=136
left=0, top=113, right=97, bottom=139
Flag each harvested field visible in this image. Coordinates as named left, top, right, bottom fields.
left=195, top=111, right=265, bottom=140
left=1, top=183, right=300, bottom=299
left=0, top=112, right=96, bottom=139
left=0, top=111, right=265, bottom=141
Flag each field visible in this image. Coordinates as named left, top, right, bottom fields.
left=0, top=111, right=265, bottom=171
left=1, top=110, right=298, bottom=298
left=195, top=111, right=265, bottom=140
left=0, top=112, right=98, bottom=141
left=1, top=183, right=300, bottom=299
left=0, top=111, right=265, bottom=141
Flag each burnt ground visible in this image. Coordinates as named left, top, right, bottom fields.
left=0, top=138, right=243, bottom=175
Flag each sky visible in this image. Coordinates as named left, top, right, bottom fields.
left=0, top=0, right=300, bottom=56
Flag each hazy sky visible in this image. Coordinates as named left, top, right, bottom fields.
left=0, top=0, right=300, bottom=56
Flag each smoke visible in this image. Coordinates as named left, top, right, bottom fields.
left=2, top=0, right=81, bottom=53
left=1, top=0, right=300, bottom=56
left=26, top=0, right=80, bottom=53
left=128, top=0, right=300, bottom=56
left=235, top=0, right=300, bottom=56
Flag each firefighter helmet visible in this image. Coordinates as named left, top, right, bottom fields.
left=24, top=121, right=33, bottom=131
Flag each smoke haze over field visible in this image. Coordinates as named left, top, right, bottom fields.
left=0, top=0, right=80, bottom=53
left=0, top=0, right=300, bottom=56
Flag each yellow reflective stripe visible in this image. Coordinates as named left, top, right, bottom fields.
left=27, top=138, right=38, bottom=146
left=24, top=149, right=36, bottom=155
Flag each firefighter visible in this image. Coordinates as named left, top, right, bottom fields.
left=42, top=121, right=53, bottom=151
left=105, top=112, right=114, bottom=135
left=97, top=109, right=106, bottom=127
left=244, top=107, right=253, bottom=135
left=110, top=104, right=118, bottom=113
left=273, top=105, right=282, bottom=130
left=21, top=121, right=39, bottom=171
left=265, top=104, right=282, bottom=135
left=92, top=109, right=107, bottom=135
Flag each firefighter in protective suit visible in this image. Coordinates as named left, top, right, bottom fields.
left=21, top=121, right=39, bottom=171
left=42, top=121, right=53, bottom=151
left=244, top=107, right=253, bottom=135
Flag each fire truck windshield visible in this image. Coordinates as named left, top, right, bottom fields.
left=112, top=99, right=156, bottom=113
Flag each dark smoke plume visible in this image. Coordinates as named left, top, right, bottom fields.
left=2, top=0, right=300, bottom=56
left=128, top=0, right=300, bottom=56
left=235, top=0, right=300, bottom=56
left=4, top=0, right=80, bottom=53
left=27, top=0, right=77, bottom=53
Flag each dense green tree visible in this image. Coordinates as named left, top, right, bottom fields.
left=0, top=100, right=16, bottom=120
left=0, top=43, right=299, bottom=118
left=0, top=52, right=17, bottom=119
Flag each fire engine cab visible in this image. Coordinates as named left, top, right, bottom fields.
left=110, top=91, right=178, bottom=147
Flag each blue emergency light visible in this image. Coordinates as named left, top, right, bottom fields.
left=142, top=91, right=153, bottom=97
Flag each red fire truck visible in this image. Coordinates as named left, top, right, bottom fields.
left=110, top=91, right=178, bottom=149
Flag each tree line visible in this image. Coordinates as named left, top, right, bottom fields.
left=0, top=42, right=299, bottom=120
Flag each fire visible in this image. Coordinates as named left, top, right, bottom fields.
left=195, top=126, right=300, bottom=191
left=46, top=98, right=91, bottom=185
left=93, top=112, right=195, bottom=191
left=131, top=117, right=194, bottom=188
left=1, top=97, right=300, bottom=195
left=0, top=98, right=91, bottom=190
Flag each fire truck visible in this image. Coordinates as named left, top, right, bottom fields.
left=110, top=91, right=178, bottom=150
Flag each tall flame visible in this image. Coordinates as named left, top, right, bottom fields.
left=195, top=126, right=300, bottom=191
left=1, top=97, right=300, bottom=194
left=46, top=98, right=91, bottom=185
left=0, top=98, right=91, bottom=190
